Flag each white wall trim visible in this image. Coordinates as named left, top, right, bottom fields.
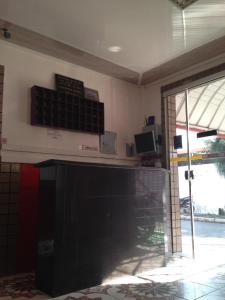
left=1, top=143, right=139, bottom=164
left=144, top=52, right=225, bottom=90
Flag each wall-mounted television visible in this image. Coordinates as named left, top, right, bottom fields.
left=134, top=130, right=157, bottom=155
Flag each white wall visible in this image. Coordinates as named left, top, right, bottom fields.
left=2, top=39, right=223, bottom=165
left=141, top=52, right=225, bottom=125
left=0, top=40, right=143, bottom=165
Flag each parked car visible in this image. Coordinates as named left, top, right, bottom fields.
left=180, top=196, right=195, bottom=214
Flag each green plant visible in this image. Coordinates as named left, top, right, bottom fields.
left=207, top=138, right=225, bottom=177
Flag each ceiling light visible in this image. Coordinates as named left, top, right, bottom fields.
left=170, top=0, right=199, bottom=9
left=108, top=46, right=122, bottom=53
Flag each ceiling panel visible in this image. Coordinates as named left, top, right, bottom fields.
left=170, top=0, right=199, bottom=9
left=0, top=0, right=225, bottom=73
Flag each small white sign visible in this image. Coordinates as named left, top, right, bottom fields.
left=80, top=145, right=99, bottom=151
left=47, top=129, right=62, bottom=139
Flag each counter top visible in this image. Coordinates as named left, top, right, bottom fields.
left=35, top=159, right=168, bottom=173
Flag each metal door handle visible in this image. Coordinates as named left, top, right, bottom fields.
left=185, top=170, right=194, bottom=180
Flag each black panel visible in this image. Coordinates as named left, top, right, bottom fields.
left=55, top=74, right=84, bottom=98
left=197, top=129, right=217, bottom=138
left=31, top=86, right=104, bottom=135
left=36, top=161, right=168, bottom=296
left=36, top=167, right=56, bottom=295
left=174, top=135, right=182, bottom=149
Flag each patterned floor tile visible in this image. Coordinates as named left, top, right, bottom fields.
left=196, top=287, right=225, bottom=299
left=108, top=283, right=159, bottom=299
left=138, top=266, right=192, bottom=283
left=150, top=280, right=216, bottom=300
left=137, top=259, right=209, bottom=284
left=0, top=273, right=48, bottom=300
left=80, top=285, right=114, bottom=296
left=103, top=274, right=148, bottom=285
left=83, top=283, right=189, bottom=300
left=188, top=271, right=225, bottom=289
left=54, top=291, right=116, bottom=300
left=212, top=265, right=225, bottom=275
left=1, top=258, right=225, bottom=300
left=79, top=283, right=180, bottom=300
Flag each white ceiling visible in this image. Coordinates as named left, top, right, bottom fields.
left=1, top=0, right=225, bottom=73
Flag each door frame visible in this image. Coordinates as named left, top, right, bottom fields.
left=161, top=64, right=225, bottom=255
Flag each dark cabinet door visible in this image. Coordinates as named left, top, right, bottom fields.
left=36, top=162, right=168, bottom=296
left=52, top=166, right=80, bottom=296
left=36, top=167, right=56, bottom=295
left=78, top=196, right=112, bottom=240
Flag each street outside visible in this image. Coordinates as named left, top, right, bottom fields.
left=178, top=158, right=225, bottom=265
left=181, top=219, right=225, bottom=264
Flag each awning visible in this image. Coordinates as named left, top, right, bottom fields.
left=176, top=77, right=225, bottom=134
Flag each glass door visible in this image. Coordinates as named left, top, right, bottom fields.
left=175, top=91, right=195, bottom=258
left=186, top=83, right=225, bottom=264
left=166, top=92, right=195, bottom=258
left=172, top=76, right=225, bottom=263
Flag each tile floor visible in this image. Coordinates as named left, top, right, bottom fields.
left=2, top=257, right=225, bottom=300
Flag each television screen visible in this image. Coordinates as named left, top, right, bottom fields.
left=134, top=130, right=156, bottom=154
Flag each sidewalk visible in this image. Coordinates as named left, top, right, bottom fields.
left=181, top=214, right=225, bottom=224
